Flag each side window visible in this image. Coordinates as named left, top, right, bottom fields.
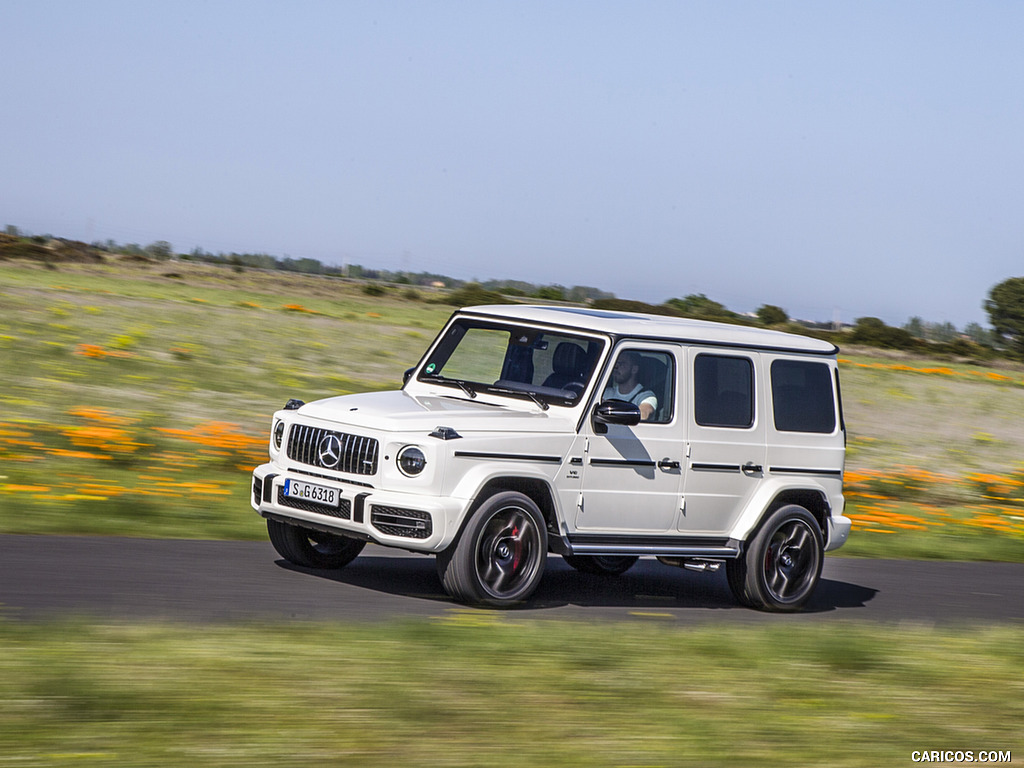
left=694, top=354, right=754, bottom=428
left=602, top=349, right=675, bottom=423
left=771, top=360, right=836, bottom=433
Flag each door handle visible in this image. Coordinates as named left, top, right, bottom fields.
left=657, top=459, right=681, bottom=471
left=742, top=462, right=763, bottom=475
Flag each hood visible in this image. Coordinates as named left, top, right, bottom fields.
left=295, top=390, right=576, bottom=434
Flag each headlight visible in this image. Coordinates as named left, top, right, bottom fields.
left=396, top=445, right=427, bottom=476
left=273, top=420, right=285, bottom=450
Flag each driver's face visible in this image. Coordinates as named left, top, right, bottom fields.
left=612, top=357, right=635, bottom=385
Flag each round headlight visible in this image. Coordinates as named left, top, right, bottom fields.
left=273, top=420, right=285, bottom=450
left=397, top=445, right=427, bottom=476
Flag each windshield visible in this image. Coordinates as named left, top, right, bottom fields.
left=417, top=319, right=604, bottom=407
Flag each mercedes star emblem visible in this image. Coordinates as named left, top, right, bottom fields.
left=317, top=434, right=343, bottom=468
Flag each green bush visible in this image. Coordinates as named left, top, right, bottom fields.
left=435, top=282, right=514, bottom=306
left=848, top=317, right=920, bottom=350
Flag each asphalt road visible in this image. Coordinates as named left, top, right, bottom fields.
left=1, top=534, right=1021, bottom=624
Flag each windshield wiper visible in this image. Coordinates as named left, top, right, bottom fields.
left=488, top=386, right=549, bottom=411
left=436, top=377, right=477, bottom=399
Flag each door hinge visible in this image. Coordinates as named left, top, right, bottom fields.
left=576, top=493, right=584, bottom=511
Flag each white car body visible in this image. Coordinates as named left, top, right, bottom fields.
left=252, top=304, right=850, bottom=610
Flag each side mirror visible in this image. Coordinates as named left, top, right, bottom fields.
left=593, top=399, right=641, bottom=427
left=403, top=367, right=415, bottom=385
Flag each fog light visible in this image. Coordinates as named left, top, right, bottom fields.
left=397, top=445, right=426, bottom=476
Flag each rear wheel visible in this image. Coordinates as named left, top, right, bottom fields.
left=267, top=519, right=365, bottom=569
left=727, top=505, right=823, bottom=612
left=437, top=491, right=547, bottom=607
left=562, top=554, right=638, bottom=576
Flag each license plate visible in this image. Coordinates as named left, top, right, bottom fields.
left=284, top=479, right=339, bottom=507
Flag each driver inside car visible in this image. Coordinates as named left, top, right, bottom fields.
left=603, top=350, right=657, bottom=420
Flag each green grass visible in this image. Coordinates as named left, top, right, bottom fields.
left=2, top=258, right=1024, bottom=558
left=0, top=260, right=451, bottom=426
left=0, top=618, right=1020, bottom=767
left=839, top=353, right=1024, bottom=476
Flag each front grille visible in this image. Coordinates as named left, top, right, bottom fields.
left=371, top=506, right=432, bottom=539
left=277, top=487, right=352, bottom=519
left=286, top=424, right=378, bottom=476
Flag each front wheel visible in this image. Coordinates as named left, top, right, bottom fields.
left=437, top=491, right=548, bottom=607
left=267, top=519, right=365, bottom=569
left=727, top=505, right=823, bottom=612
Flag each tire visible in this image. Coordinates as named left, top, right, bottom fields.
left=726, top=505, right=823, bottom=612
left=437, top=491, right=548, bottom=607
left=562, top=554, right=638, bottom=576
left=267, top=519, right=365, bottom=569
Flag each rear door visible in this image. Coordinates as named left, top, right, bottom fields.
left=764, top=355, right=845, bottom=504
left=680, top=349, right=767, bottom=535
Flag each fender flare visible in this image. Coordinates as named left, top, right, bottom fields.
left=445, top=461, right=562, bottom=547
left=728, top=476, right=832, bottom=544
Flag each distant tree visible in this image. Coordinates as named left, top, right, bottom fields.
left=848, top=317, right=917, bottom=350
left=145, top=241, right=174, bottom=260
left=4, top=225, right=20, bottom=237
left=566, top=285, right=615, bottom=303
left=238, top=253, right=278, bottom=270
left=592, top=298, right=680, bottom=317
left=483, top=279, right=532, bottom=294
left=757, top=305, right=788, bottom=326
left=904, top=316, right=925, bottom=338
left=929, top=321, right=958, bottom=343
left=964, top=322, right=993, bottom=346
left=985, top=277, right=1024, bottom=355
left=280, top=257, right=323, bottom=274
left=663, top=290, right=737, bottom=321
left=438, top=282, right=514, bottom=307
left=534, top=285, right=566, bottom=301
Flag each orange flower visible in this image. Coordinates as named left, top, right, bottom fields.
left=74, top=343, right=133, bottom=359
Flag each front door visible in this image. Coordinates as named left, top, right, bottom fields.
left=574, top=344, right=684, bottom=533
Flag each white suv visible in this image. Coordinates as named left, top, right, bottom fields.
left=252, top=304, right=850, bottom=611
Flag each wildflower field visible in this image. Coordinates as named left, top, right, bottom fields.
left=0, top=260, right=450, bottom=540
left=2, top=259, right=1023, bottom=560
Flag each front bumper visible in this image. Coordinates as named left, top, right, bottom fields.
left=251, top=464, right=465, bottom=553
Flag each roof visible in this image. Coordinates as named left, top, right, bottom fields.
left=459, top=304, right=838, bottom=355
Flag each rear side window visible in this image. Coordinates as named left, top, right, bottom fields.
left=771, top=360, right=836, bottom=433
left=694, top=355, right=754, bottom=428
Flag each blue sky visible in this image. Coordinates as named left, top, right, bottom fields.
left=3, top=1, right=1022, bottom=327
